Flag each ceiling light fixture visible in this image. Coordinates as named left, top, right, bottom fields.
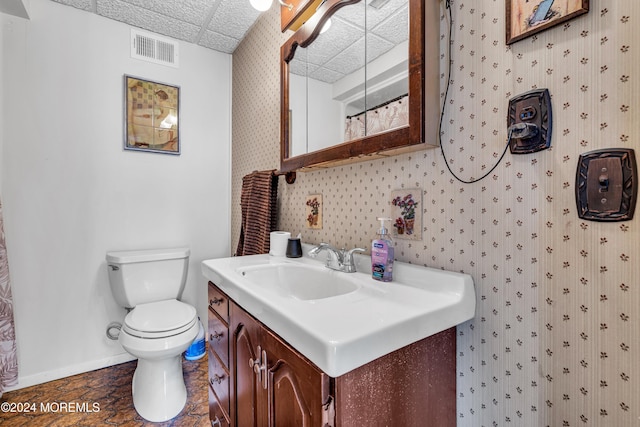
left=250, top=0, right=293, bottom=12
left=317, top=0, right=331, bottom=34
left=320, top=18, right=332, bottom=33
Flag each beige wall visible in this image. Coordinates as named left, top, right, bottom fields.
left=232, top=1, right=640, bottom=425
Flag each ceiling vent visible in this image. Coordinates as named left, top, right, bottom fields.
left=368, top=0, right=391, bottom=9
left=130, top=29, right=179, bottom=68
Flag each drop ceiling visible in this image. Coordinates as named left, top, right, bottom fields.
left=50, top=0, right=262, bottom=54
left=49, top=0, right=407, bottom=77
left=291, top=0, right=408, bottom=83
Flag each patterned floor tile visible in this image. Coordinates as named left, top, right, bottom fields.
left=1, top=354, right=208, bottom=426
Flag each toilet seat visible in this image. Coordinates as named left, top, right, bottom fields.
left=123, top=299, right=197, bottom=339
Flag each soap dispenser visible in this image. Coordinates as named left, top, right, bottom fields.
left=371, top=217, right=394, bottom=282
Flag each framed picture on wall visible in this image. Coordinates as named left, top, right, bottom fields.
left=391, top=189, right=422, bottom=241
left=305, top=194, right=322, bottom=229
left=124, top=75, right=180, bottom=155
left=506, top=0, right=589, bottom=44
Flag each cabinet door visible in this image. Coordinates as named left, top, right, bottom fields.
left=261, top=321, right=330, bottom=427
left=230, top=304, right=265, bottom=427
left=230, top=301, right=332, bottom=427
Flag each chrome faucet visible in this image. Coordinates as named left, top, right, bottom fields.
left=308, top=243, right=365, bottom=273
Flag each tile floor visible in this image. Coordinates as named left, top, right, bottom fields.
left=0, top=354, right=209, bottom=426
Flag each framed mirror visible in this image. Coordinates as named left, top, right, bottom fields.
left=280, top=0, right=438, bottom=173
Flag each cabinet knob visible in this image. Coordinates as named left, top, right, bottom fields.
left=209, top=297, right=224, bottom=307
left=210, top=373, right=225, bottom=385
left=211, top=417, right=221, bottom=426
left=210, top=331, right=224, bottom=341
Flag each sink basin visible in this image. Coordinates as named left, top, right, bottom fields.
left=237, top=263, right=359, bottom=301
left=202, top=245, right=476, bottom=377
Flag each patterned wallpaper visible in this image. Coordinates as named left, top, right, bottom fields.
left=232, top=1, right=639, bottom=426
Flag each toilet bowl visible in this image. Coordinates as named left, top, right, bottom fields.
left=120, top=299, right=198, bottom=422
left=106, top=247, right=198, bottom=422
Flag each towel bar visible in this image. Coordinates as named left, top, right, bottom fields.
left=275, top=171, right=296, bottom=184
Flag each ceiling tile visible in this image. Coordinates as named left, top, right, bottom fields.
left=290, top=57, right=322, bottom=78
left=198, top=30, right=239, bottom=54
left=208, top=0, right=261, bottom=40
left=306, top=17, right=364, bottom=67
left=289, top=56, right=308, bottom=77
left=370, top=3, right=407, bottom=44
left=50, top=0, right=405, bottom=59
left=335, top=0, right=406, bottom=29
left=97, top=0, right=201, bottom=43
left=365, top=0, right=407, bottom=28
left=51, top=0, right=93, bottom=12
left=365, top=32, right=395, bottom=63
left=322, top=36, right=366, bottom=76
left=308, top=66, right=344, bottom=84
left=114, top=0, right=221, bottom=26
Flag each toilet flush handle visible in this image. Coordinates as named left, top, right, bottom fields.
left=108, top=265, right=119, bottom=271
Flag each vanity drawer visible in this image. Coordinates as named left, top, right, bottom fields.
left=208, top=282, right=229, bottom=322
left=209, top=386, right=230, bottom=427
left=208, top=308, right=229, bottom=367
left=208, top=347, right=230, bottom=416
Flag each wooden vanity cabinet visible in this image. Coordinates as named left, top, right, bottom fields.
left=207, top=283, right=231, bottom=427
left=208, top=281, right=456, bottom=427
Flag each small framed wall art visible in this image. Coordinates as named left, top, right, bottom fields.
left=391, top=189, right=422, bottom=241
left=124, top=75, right=180, bottom=155
left=506, top=0, right=589, bottom=45
left=305, top=194, right=322, bottom=229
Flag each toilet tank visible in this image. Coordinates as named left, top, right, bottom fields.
left=106, top=247, right=190, bottom=308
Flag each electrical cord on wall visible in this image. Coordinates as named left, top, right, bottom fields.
left=438, top=0, right=513, bottom=185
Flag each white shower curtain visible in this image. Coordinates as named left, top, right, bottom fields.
left=344, top=94, right=409, bottom=141
left=0, top=200, right=17, bottom=396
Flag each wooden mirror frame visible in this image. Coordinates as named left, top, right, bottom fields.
left=280, top=0, right=428, bottom=173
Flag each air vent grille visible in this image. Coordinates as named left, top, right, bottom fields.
left=131, top=29, right=179, bottom=68
left=368, top=0, right=391, bottom=9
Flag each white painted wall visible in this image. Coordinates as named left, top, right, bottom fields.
left=290, top=73, right=343, bottom=156
left=289, top=73, right=307, bottom=157
left=1, top=0, right=231, bottom=389
left=307, top=77, right=343, bottom=153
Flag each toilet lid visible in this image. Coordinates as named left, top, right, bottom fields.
left=123, top=299, right=197, bottom=339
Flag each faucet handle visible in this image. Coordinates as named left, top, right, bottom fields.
left=343, top=248, right=366, bottom=272
left=308, top=242, right=329, bottom=257
left=346, top=247, right=366, bottom=257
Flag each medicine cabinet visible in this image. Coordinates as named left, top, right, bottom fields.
left=279, top=0, right=440, bottom=173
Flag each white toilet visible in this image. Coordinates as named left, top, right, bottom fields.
left=106, top=247, right=199, bottom=422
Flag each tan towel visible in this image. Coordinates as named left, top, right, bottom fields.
left=235, top=170, right=278, bottom=256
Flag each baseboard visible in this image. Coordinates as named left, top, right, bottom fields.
left=3, top=352, right=137, bottom=392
